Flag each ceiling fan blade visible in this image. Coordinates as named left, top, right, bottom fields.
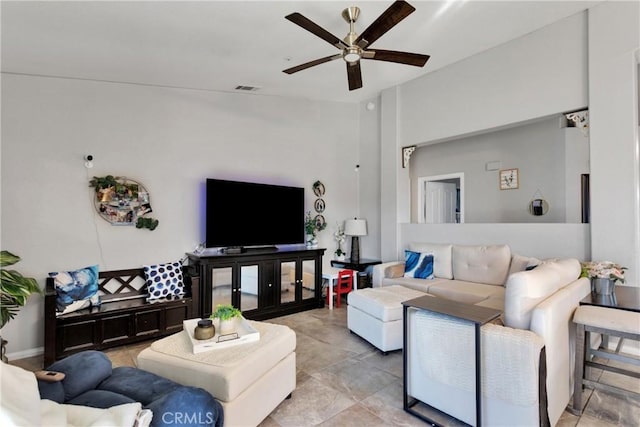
left=285, top=13, right=348, bottom=50
left=346, top=61, right=363, bottom=91
left=363, top=49, right=430, bottom=67
left=355, top=0, right=416, bottom=49
left=283, top=54, right=342, bottom=74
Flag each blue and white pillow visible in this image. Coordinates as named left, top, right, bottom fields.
left=49, top=265, right=100, bottom=315
left=144, top=261, right=185, bottom=300
left=403, top=250, right=434, bottom=279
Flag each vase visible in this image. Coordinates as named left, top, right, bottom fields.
left=219, top=318, right=236, bottom=336
left=335, top=254, right=346, bottom=262
left=592, top=278, right=615, bottom=295
left=306, top=234, right=318, bottom=248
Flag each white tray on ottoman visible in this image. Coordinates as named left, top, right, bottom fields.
left=183, top=317, right=260, bottom=354
left=137, top=320, right=296, bottom=427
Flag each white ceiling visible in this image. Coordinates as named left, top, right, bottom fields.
left=1, top=1, right=601, bottom=104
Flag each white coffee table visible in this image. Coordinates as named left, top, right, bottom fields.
left=322, top=267, right=356, bottom=310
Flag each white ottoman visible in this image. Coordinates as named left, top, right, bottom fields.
left=137, top=320, right=296, bottom=427
left=347, top=285, right=427, bottom=352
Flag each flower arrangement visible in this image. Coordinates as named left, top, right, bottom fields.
left=580, top=261, right=627, bottom=284
left=334, top=223, right=346, bottom=258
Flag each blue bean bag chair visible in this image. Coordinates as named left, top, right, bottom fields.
left=37, top=351, right=223, bottom=427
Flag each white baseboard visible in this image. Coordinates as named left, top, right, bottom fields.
left=6, top=346, right=44, bottom=361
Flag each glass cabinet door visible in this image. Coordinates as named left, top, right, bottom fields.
left=239, top=265, right=259, bottom=312
left=279, top=261, right=297, bottom=305
left=210, top=266, right=232, bottom=308
left=301, top=259, right=316, bottom=300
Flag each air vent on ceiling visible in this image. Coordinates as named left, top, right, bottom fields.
left=235, top=85, right=261, bottom=92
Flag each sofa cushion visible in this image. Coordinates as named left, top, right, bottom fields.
left=452, top=244, right=511, bottom=286
left=46, top=350, right=113, bottom=402
left=403, top=250, right=434, bottom=279
left=409, top=243, right=453, bottom=279
left=508, top=254, right=541, bottom=276
left=381, top=276, right=450, bottom=294
left=427, top=280, right=505, bottom=306
left=68, top=389, right=137, bottom=409
left=98, top=366, right=182, bottom=406
left=348, top=285, right=426, bottom=322
left=504, top=258, right=581, bottom=329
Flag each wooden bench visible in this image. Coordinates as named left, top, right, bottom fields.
left=44, top=267, right=199, bottom=366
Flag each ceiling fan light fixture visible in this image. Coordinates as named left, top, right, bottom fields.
left=343, top=46, right=361, bottom=63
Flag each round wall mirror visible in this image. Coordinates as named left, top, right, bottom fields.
left=529, top=198, right=549, bottom=216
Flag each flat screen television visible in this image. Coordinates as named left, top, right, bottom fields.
left=206, top=179, right=305, bottom=248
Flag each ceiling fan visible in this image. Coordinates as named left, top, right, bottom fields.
left=283, top=0, right=430, bottom=91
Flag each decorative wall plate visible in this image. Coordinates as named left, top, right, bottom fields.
left=312, top=181, right=325, bottom=197
left=314, top=214, right=326, bottom=229
left=90, top=176, right=155, bottom=228
left=314, top=198, right=325, bottom=213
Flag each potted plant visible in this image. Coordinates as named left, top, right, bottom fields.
left=334, top=223, right=346, bottom=261
left=580, top=261, right=626, bottom=295
left=210, top=304, right=242, bottom=335
left=0, top=251, right=41, bottom=362
left=304, top=211, right=326, bottom=248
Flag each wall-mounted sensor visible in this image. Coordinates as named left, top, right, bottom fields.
left=84, top=155, right=94, bottom=168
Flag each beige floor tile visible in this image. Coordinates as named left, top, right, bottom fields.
left=10, top=306, right=636, bottom=426
left=317, top=403, right=389, bottom=427
left=269, top=377, right=356, bottom=427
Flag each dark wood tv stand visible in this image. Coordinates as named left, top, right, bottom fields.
left=187, top=246, right=325, bottom=320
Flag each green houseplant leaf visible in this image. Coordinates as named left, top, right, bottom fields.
left=210, top=304, right=242, bottom=321
left=0, top=251, right=41, bottom=329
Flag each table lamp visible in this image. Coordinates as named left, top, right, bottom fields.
left=344, top=218, right=367, bottom=263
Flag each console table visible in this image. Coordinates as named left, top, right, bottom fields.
left=403, top=295, right=501, bottom=427
left=187, top=246, right=325, bottom=321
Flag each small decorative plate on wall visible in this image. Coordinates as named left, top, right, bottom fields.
left=312, top=181, right=325, bottom=197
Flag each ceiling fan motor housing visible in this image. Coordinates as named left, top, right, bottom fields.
left=341, top=7, right=360, bottom=24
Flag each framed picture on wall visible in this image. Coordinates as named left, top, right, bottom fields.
left=499, top=168, right=519, bottom=190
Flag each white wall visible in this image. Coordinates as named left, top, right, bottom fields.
left=564, top=127, right=590, bottom=223
left=588, top=1, right=640, bottom=286
left=410, top=117, right=581, bottom=223
left=357, top=97, right=382, bottom=260
left=399, top=223, right=590, bottom=261
left=0, top=73, right=359, bottom=357
left=379, top=10, right=590, bottom=261
left=398, top=11, right=588, bottom=146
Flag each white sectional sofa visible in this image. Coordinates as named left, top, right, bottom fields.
left=348, top=242, right=589, bottom=426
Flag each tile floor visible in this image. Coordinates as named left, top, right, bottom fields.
left=11, top=305, right=640, bottom=426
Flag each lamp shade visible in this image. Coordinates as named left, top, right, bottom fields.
left=344, top=219, right=367, bottom=236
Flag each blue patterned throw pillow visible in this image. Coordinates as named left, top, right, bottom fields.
left=403, top=250, right=434, bottom=279
left=144, top=261, right=185, bottom=300
left=49, top=265, right=100, bottom=315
